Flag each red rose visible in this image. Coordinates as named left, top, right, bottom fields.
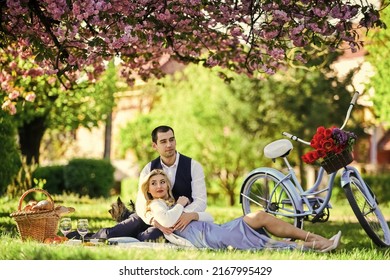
left=302, top=150, right=320, bottom=164
left=324, top=128, right=333, bottom=138
left=316, top=149, right=327, bottom=158
left=321, top=138, right=335, bottom=152
left=302, top=154, right=315, bottom=164
left=316, top=126, right=326, bottom=134
left=303, top=126, right=355, bottom=165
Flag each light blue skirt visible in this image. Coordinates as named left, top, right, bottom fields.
left=175, top=217, right=298, bottom=250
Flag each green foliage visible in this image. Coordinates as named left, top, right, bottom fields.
left=118, top=60, right=357, bottom=205
left=0, top=111, right=21, bottom=195
left=363, top=174, right=390, bottom=204
left=227, top=56, right=357, bottom=152
left=224, top=55, right=359, bottom=187
left=32, top=158, right=118, bottom=197
left=120, top=177, right=140, bottom=202
left=33, top=165, right=65, bottom=194
left=328, top=173, right=390, bottom=205
left=2, top=57, right=116, bottom=132
left=119, top=64, right=266, bottom=205
left=118, top=114, right=158, bottom=169
left=6, top=156, right=38, bottom=198
left=63, top=158, right=115, bottom=198
left=1, top=53, right=118, bottom=164
left=365, top=6, right=390, bottom=128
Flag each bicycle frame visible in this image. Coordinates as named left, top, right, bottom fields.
left=284, top=156, right=337, bottom=215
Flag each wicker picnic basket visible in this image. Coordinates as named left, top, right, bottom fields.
left=320, top=149, right=354, bottom=174
left=10, top=188, right=60, bottom=242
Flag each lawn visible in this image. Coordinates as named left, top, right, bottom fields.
left=1, top=193, right=390, bottom=260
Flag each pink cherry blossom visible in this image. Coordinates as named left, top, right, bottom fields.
left=1, top=100, right=17, bottom=115
left=8, top=91, right=20, bottom=100
left=0, top=0, right=385, bottom=114
left=25, top=93, right=36, bottom=102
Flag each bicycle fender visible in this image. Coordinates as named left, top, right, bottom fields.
left=340, top=166, right=379, bottom=208
left=340, top=166, right=361, bottom=188
left=239, top=167, right=302, bottom=210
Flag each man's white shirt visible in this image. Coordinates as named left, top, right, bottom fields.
left=135, top=152, right=207, bottom=224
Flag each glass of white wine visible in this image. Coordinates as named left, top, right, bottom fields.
left=59, top=217, right=72, bottom=238
left=77, top=219, right=89, bottom=243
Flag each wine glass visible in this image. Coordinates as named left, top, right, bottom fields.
left=59, top=217, right=72, bottom=238
left=77, top=219, right=89, bottom=243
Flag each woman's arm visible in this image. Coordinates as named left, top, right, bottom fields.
left=151, top=199, right=214, bottom=228
left=150, top=199, right=184, bottom=227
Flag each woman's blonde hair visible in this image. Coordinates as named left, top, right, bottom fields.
left=141, top=169, right=175, bottom=211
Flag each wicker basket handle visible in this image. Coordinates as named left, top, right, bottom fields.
left=17, top=188, right=55, bottom=211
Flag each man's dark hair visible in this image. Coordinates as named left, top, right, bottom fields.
left=151, top=125, right=174, bottom=143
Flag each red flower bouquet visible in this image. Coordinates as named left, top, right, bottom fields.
left=302, top=126, right=357, bottom=172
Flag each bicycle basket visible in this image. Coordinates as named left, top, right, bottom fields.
left=320, top=149, right=354, bottom=174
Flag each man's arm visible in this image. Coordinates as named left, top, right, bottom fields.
left=135, top=163, right=152, bottom=224
left=183, top=159, right=207, bottom=213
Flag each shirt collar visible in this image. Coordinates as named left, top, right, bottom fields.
left=161, top=152, right=179, bottom=168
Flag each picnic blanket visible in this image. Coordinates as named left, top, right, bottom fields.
left=106, top=237, right=193, bottom=250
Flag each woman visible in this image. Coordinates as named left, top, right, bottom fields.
left=141, top=169, right=341, bottom=252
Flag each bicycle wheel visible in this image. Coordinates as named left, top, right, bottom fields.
left=241, top=171, right=303, bottom=229
left=344, top=173, right=390, bottom=247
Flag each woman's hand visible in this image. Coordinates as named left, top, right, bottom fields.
left=152, top=219, right=174, bottom=235
left=177, top=196, right=189, bottom=207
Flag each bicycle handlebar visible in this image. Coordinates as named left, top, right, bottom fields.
left=340, top=90, right=359, bottom=130
left=283, top=91, right=360, bottom=145
left=351, top=91, right=359, bottom=105
left=282, top=132, right=311, bottom=145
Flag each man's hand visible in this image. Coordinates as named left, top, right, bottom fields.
left=177, top=196, right=189, bottom=207
left=151, top=219, right=174, bottom=235
left=174, top=212, right=198, bottom=231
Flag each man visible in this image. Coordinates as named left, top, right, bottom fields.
left=135, top=125, right=207, bottom=240
left=87, top=125, right=207, bottom=241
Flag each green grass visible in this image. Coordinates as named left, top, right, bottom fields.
left=1, top=194, right=390, bottom=260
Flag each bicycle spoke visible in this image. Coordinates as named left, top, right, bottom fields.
left=241, top=193, right=267, bottom=208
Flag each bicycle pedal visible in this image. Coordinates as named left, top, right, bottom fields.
left=311, top=210, right=330, bottom=223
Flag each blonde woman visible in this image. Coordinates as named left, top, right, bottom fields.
left=141, top=169, right=341, bottom=252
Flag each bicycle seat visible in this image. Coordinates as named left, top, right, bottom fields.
left=264, top=139, right=293, bottom=159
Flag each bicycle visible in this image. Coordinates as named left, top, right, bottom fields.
left=240, top=91, right=390, bottom=247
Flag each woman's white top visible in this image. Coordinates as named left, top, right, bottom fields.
left=150, top=199, right=214, bottom=247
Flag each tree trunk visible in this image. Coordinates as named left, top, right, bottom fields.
left=298, top=143, right=307, bottom=188
left=103, top=112, right=112, bottom=159
left=228, top=188, right=235, bottom=206
left=18, top=116, right=47, bottom=164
